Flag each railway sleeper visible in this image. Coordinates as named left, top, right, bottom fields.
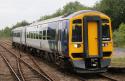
left=13, top=44, right=73, bottom=71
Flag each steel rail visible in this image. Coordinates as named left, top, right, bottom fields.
left=1, top=41, right=26, bottom=81
left=17, top=59, right=26, bottom=81
left=0, top=53, right=21, bottom=81
left=98, top=74, right=118, bottom=81
left=29, top=55, right=60, bottom=81
left=0, top=43, right=54, bottom=81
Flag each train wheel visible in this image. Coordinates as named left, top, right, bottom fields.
left=12, top=42, right=15, bottom=48
left=55, top=53, right=65, bottom=69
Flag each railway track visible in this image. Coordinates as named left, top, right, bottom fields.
left=2, top=40, right=125, bottom=81
left=98, top=74, right=118, bottom=81
left=108, top=67, right=125, bottom=73
left=29, top=54, right=60, bottom=81
left=17, top=59, right=25, bottom=81
left=2, top=40, right=88, bottom=81
left=0, top=41, right=59, bottom=81
left=0, top=42, right=25, bottom=81
left=0, top=53, right=22, bottom=81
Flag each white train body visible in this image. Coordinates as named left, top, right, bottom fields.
left=12, top=16, right=68, bottom=53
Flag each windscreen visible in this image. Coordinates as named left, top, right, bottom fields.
left=72, top=25, right=82, bottom=42
left=102, top=24, right=110, bottom=41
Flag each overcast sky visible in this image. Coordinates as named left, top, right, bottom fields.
left=0, top=0, right=99, bottom=29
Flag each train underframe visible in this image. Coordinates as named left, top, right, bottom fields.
left=12, top=42, right=110, bottom=73
left=72, top=58, right=110, bottom=73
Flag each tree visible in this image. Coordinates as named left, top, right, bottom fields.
left=94, top=0, right=125, bottom=30
left=0, top=20, right=29, bottom=38
left=12, top=20, right=30, bottom=29
left=62, top=1, right=89, bottom=14
left=113, top=23, right=125, bottom=47
left=0, top=27, right=11, bottom=38
left=39, top=1, right=89, bottom=21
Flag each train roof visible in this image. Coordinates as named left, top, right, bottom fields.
left=12, top=26, right=26, bottom=31
left=65, top=10, right=94, bottom=18
left=30, top=16, right=64, bottom=26
left=30, top=10, right=108, bottom=26
left=12, top=10, right=109, bottom=30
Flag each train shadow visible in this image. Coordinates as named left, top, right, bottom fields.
left=32, top=54, right=125, bottom=80
left=15, top=47, right=125, bottom=80
left=33, top=55, right=105, bottom=80
left=108, top=67, right=125, bottom=73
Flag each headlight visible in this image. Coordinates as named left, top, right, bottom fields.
left=74, top=44, right=81, bottom=48
left=74, top=44, right=78, bottom=48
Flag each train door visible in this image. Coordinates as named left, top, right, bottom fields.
left=58, top=21, right=62, bottom=53
left=83, top=16, right=102, bottom=57
left=21, top=27, right=26, bottom=45
left=11, top=31, right=14, bottom=42
left=17, top=30, right=22, bottom=44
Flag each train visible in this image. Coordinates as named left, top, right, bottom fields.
left=12, top=10, right=113, bottom=73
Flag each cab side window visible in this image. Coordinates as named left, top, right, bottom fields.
left=102, top=24, right=110, bottom=41
left=72, top=25, right=82, bottom=42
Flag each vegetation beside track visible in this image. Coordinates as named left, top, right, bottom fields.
left=111, top=57, right=125, bottom=67
left=113, top=23, right=125, bottom=47
left=111, top=47, right=125, bottom=67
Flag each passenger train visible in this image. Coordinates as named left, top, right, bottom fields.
left=12, top=10, right=113, bottom=73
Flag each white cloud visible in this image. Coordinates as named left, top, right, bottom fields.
left=0, top=0, right=99, bottom=29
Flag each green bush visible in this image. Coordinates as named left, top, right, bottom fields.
left=0, top=27, right=11, bottom=38
left=113, top=23, right=125, bottom=47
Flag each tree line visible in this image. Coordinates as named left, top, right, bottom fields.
left=0, top=21, right=29, bottom=38
left=0, top=0, right=125, bottom=47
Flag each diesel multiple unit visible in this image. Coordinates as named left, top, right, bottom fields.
left=12, top=10, right=113, bottom=73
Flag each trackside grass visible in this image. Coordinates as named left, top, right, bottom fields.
left=111, top=57, right=125, bottom=67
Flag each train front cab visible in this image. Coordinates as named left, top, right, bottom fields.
left=69, top=11, right=113, bottom=73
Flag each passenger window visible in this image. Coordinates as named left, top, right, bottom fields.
left=26, top=34, right=28, bottom=38
left=19, top=33, right=20, bottom=37
left=15, top=33, right=17, bottom=37
left=47, top=29, right=56, bottom=40
left=72, top=25, right=82, bottom=42
left=27, top=32, right=29, bottom=38
left=27, top=32, right=30, bottom=38
left=33, top=32, right=35, bottom=39
left=51, top=30, right=56, bottom=40
left=12, top=32, right=13, bottom=36
left=58, top=30, right=61, bottom=41
left=102, top=25, right=110, bottom=41
left=13, top=33, right=15, bottom=37
left=17, top=33, right=20, bottom=37
left=47, top=30, right=51, bottom=40
left=36, top=32, right=39, bottom=39
left=62, top=29, right=67, bottom=40
left=33, top=32, right=36, bottom=39
left=30, top=32, right=32, bottom=39
left=39, top=31, right=42, bottom=39
left=30, top=32, right=34, bottom=39
left=43, top=30, right=46, bottom=40
left=29, top=32, right=31, bottom=38
left=17, top=33, right=18, bottom=37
